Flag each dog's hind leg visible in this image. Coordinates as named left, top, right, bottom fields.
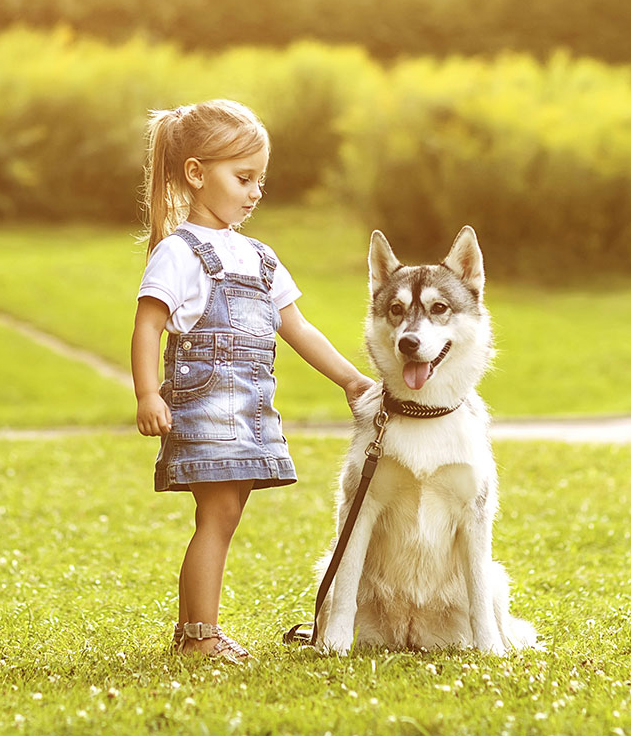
left=457, top=515, right=507, bottom=655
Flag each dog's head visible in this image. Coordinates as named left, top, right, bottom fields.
left=366, top=227, right=493, bottom=406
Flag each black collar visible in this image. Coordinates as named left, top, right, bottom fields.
left=382, top=389, right=463, bottom=419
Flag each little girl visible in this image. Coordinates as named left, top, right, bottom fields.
left=131, top=99, right=372, bottom=662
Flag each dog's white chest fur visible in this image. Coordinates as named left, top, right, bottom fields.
left=346, top=406, right=494, bottom=604
left=379, top=402, right=493, bottom=482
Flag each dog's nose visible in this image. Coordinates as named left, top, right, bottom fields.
left=398, top=335, right=420, bottom=356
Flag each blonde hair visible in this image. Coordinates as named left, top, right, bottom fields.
left=142, top=99, right=269, bottom=256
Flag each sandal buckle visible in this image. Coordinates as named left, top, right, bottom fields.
left=190, top=622, right=204, bottom=640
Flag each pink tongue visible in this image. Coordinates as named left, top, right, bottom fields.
left=403, top=361, right=431, bottom=390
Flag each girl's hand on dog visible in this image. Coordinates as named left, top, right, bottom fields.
left=344, top=374, right=375, bottom=417
left=136, top=392, right=173, bottom=436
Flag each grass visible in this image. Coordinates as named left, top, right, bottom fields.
left=0, top=321, right=132, bottom=428
left=1, top=432, right=631, bottom=735
left=0, top=205, right=631, bottom=427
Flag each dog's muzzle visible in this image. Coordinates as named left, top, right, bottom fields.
left=399, top=340, right=451, bottom=390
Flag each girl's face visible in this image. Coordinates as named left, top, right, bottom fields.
left=187, top=146, right=269, bottom=230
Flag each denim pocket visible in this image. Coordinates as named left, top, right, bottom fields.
left=225, top=288, right=274, bottom=337
left=171, top=360, right=236, bottom=441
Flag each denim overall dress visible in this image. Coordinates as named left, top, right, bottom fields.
left=154, top=228, right=297, bottom=492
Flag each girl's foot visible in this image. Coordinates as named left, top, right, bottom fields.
left=179, top=622, right=250, bottom=663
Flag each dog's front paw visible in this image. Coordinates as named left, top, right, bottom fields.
left=322, top=625, right=354, bottom=656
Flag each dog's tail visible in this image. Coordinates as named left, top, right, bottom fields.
left=504, top=616, right=542, bottom=650
left=493, top=562, right=541, bottom=650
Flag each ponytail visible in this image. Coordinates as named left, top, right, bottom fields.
left=143, top=109, right=190, bottom=256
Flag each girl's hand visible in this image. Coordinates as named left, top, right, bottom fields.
left=136, top=392, right=172, bottom=436
left=344, top=374, right=375, bottom=417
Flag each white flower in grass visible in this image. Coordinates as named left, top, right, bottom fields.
left=534, top=712, right=547, bottom=720
left=170, top=680, right=181, bottom=690
left=425, top=663, right=437, bottom=675
left=14, top=714, right=25, bottom=725
left=31, top=692, right=43, bottom=700
left=494, top=700, right=504, bottom=708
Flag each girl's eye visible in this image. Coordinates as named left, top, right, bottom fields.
left=431, top=302, right=448, bottom=315
left=238, top=176, right=250, bottom=184
left=390, top=303, right=404, bottom=316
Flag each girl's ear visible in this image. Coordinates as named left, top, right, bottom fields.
left=184, top=157, right=204, bottom=190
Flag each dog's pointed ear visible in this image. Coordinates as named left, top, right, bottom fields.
left=369, top=230, right=401, bottom=296
left=443, top=226, right=485, bottom=297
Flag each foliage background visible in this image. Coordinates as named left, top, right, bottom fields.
left=1, top=20, right=631, bottom=280
left=2, top=0, right=631, bottom=63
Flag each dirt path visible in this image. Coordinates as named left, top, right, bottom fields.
left=2, top=417, right=630, bottom=444
left=2, top=311, right=630, bottom=444
left=286, top=416, right=631, bottom=444
left=0, top=312, right=132, bottom=389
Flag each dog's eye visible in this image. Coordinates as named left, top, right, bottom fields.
left=389, top=303, right=404, bottom=316
left=430, top=302, right=448, bottom=315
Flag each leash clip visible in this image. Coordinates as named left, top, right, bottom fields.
left=366, top=400, right=389, bottom=460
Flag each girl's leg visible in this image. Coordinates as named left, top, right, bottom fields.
left=178, top=479, right=253, bottom=655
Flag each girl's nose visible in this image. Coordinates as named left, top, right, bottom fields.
left=250, top=183, right=262, bottom=201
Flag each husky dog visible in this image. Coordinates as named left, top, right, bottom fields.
left=317, top=227, right=538, bottom=655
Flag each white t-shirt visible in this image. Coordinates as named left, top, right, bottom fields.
left=138, top=222, right=301, bottom=334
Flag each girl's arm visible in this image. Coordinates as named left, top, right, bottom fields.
left=278, top=302, right=374, bottom=411
left=131, top=296, right=172, bottom=436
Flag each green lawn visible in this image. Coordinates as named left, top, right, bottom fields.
left=0, top=206, right=630, bottom=427
left=1, top=433, right=630, bottom=735
left=0, top=321, right=132, bottom=428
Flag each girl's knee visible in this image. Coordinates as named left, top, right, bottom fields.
left=193, top=482, right=247, bottom=539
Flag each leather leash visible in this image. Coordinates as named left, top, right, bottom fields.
left=283, top=397, right=389, bottom=646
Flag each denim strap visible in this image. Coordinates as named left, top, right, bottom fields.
left=247, top=237, right=277, bottom=289
left=174, top=228, right=224, bottom=277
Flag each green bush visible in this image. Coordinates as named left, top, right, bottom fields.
left=336, top=53, right=631, bottom=278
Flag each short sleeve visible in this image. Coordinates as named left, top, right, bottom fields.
left=137, top=236, right=197, bottom=315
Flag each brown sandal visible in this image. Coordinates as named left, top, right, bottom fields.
left=179, top=622, right=250, bottom=663
left=169, top=623, right=184, bottom=653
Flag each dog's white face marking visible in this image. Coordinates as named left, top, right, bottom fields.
left=395, top=286, right=413, bottom=311
left=420, top=286, right=452, bottom=325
